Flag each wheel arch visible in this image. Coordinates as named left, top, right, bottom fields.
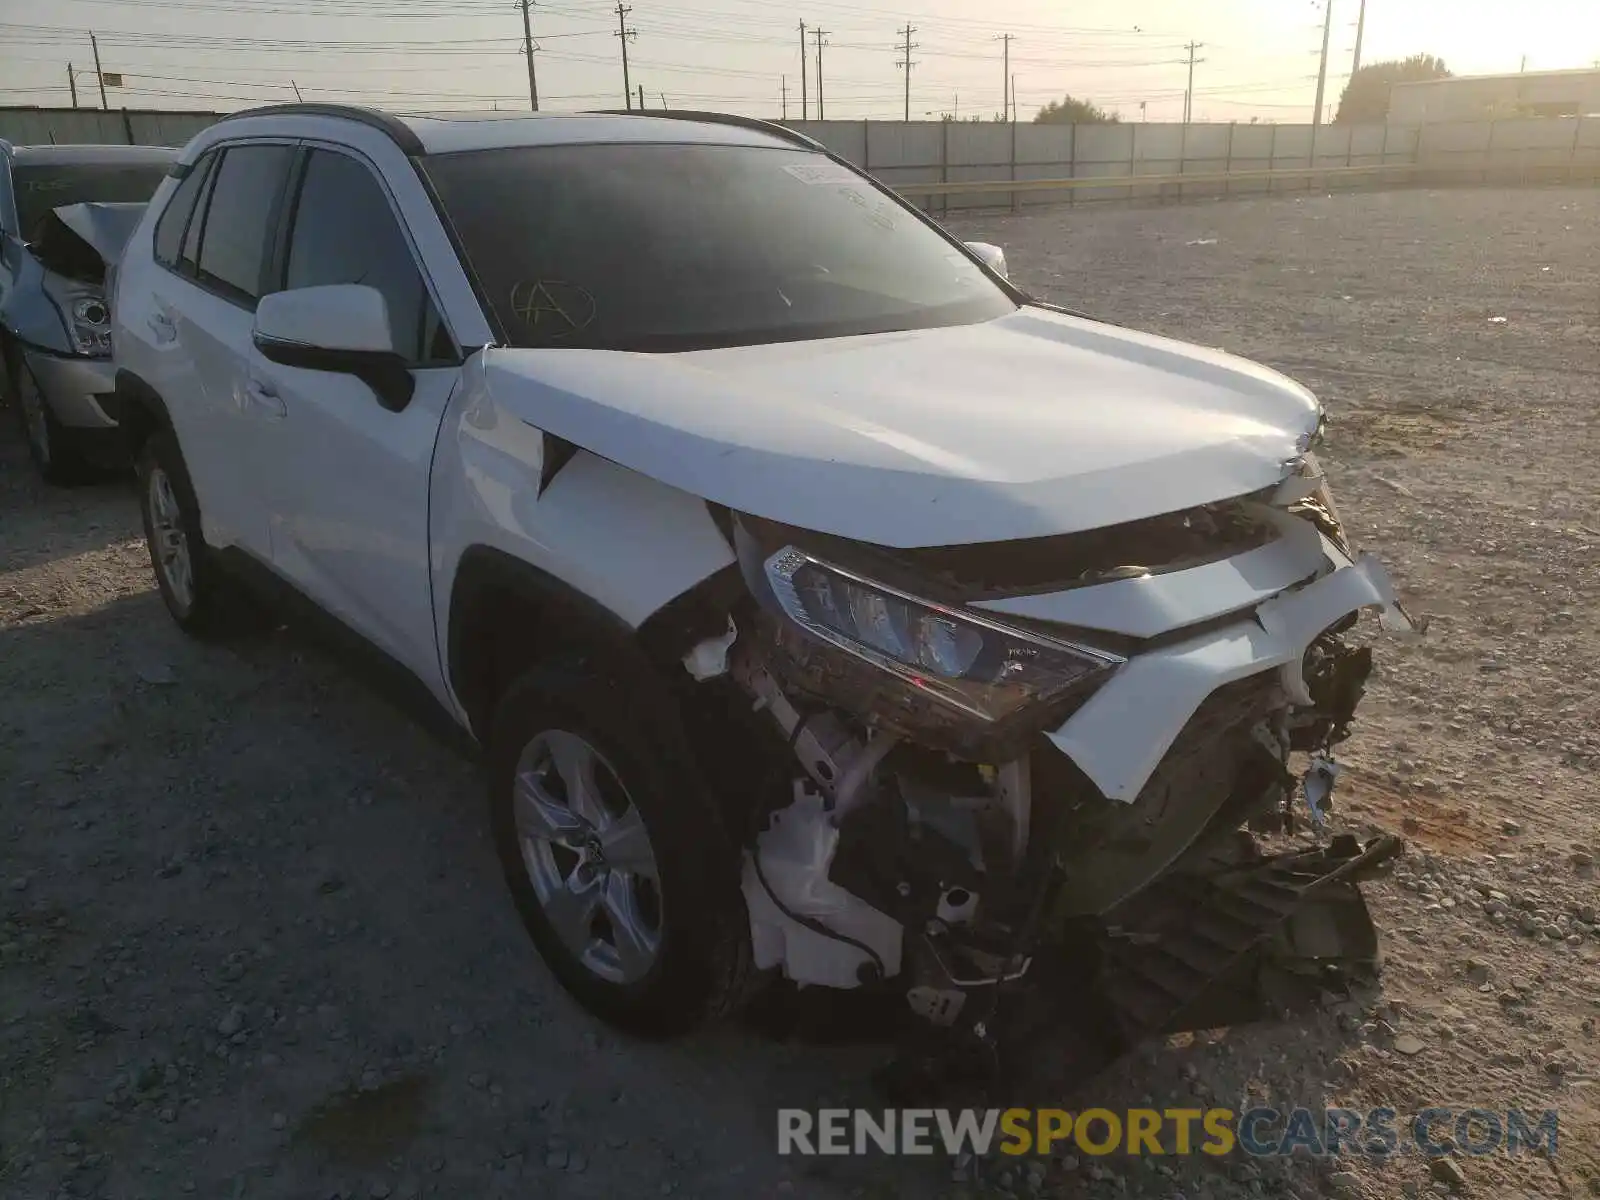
left=113, top=368, right=173, bottom=453
left=447, top=545, right=647, bottom=744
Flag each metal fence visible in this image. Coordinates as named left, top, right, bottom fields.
left=0, top=107, right=217, bottom=148
left=4, top=105, right=1594, bottom=212
left=781, top=116, right=1598, bottom=211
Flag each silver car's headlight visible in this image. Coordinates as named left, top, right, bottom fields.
left=763, top=546, right=1124, bottom=723
left=69, top=295, right=113, bottom=357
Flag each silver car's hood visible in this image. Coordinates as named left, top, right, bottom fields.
left=49, top=202, right=149, bottom=265
left=477, top=304, right=1322, bottom=547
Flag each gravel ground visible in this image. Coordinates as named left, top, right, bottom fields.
left=2, top=185, right=1597, bottom=1200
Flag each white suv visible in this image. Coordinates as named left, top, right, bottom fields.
left=112, top=104, right=1414, bottom=1065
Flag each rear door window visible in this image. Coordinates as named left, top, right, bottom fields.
left=192, top=144, right=294, bottom=307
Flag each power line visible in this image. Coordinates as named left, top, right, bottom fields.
left=895, top=24, right=917, bottom=122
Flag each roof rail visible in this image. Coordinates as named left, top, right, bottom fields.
left=213, top=103, right=425, bottom=156
left=582, top=109, right=826, bottom=153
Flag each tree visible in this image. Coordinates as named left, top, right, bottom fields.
left=1032, top=95, right=1119, bottom=124
left=1335, top=54, right=1450, bottom=122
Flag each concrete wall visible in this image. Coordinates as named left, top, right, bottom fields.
left=0, top=107, right=219, bottom=148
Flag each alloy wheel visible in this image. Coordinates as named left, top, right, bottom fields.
left=146, top=465, right=195, bottom=612
left=513, top=729, right=664, bottom=985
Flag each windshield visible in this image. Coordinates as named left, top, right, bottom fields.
left=13, top=163, right=170, bottom=240
left=423, top=142, right=1015, bottom=352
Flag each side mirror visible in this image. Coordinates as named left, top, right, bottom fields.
left=252, top=283, right=414, bottom=412
left=964, top=241, right=1008, bottom=280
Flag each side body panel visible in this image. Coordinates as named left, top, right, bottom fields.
left=429, top=353, right=738, bottom=720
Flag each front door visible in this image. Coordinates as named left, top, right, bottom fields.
left=249, top=146, right=462, bottom=692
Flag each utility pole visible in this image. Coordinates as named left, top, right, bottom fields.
left=1011, top=73, right=1017, bottom=121
left=781, top=74, right=788, bottom=120
left=997, top=33, right=1013, bottom=122
left=67, top=63, right=78, bottom=108
left=793, top=20, right=806, bottom=120
left=615, top=3, right=635, bottom=110
left=89, top=32, right=108, bottom=109
left=896, top=24, right=918, bottom=122
left=1312, top=0, right=1333, bottom=128
left=1351, top=0, right=1367, bottom=75
left=1183, top=41, right=1206, bottom=124
left=520, top=0, right=540, bottom=111
left=812, top=28, right=829, bottom=119
left=638, top=83, right=645, bottom=109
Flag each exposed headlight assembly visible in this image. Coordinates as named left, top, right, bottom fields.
left=69, top=295, right=113, bottom=357
left=764, top=546, right=1124, bottom=724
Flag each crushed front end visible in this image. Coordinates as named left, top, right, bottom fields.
left=679, top=455, right=1417, bottom=1091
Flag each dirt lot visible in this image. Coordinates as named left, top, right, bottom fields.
left=2, top=185, right=1597, bottom=1200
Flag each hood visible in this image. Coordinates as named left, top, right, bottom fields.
left=478, top=305, right=1322, bottom=548
left=49, top=202, right=149, bottom=264
left=30, top=202, right=149, bottom=283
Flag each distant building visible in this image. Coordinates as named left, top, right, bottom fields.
left=1390, top=68, right=1600, bottom=122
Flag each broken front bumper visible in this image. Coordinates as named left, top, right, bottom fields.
left=22, top=348, right=121, bottom=430
left=1047, top=539, right=1411, bottom=803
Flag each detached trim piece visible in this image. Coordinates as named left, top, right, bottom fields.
left=213, top=103, right=426, bottom=156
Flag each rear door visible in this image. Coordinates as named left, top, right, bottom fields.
left=248, top=145, right=462, bottom=685
left=159, top=142, right=296, bottom=559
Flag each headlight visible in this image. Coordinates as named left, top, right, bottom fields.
left=763, top=546, right=1123, bottom=723
left=69, top=295, right=112, bottom=357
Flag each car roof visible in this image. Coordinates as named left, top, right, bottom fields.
left=211, top=103, right=820, bottom=157
left=8, top=143, right=179, bottom=167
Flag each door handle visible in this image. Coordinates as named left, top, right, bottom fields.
left=243, top=378, right=286, bottom=419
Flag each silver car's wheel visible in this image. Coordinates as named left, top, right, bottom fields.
left=513, top=729, right=663, bottom=985
left=17, top=368, right=51, bottom=467
left=145, top=464, right=196, bottom=614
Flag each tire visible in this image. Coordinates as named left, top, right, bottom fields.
left=488, top=660, right=753, bottom=1036
left=135, top=429, right=256, bottom=638
left=12, top=360, right=93, bottom=485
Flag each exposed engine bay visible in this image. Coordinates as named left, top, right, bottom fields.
left=676, top=454, right=1418, bottom=1092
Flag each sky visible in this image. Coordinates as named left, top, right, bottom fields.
left=1, top=0, right=1597, bottom=124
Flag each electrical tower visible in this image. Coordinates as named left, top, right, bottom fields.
left=896, top=25, right=918, bottom=122
left=812, top=27, right=829, bottom=118
left=615, top=3, right=637, bottom=111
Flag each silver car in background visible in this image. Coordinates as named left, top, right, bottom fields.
left=1, top=141, right=176, bottom=483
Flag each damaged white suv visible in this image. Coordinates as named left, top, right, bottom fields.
left=112, top=104, right=1414, bottom=1077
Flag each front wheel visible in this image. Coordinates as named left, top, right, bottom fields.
left=488, top=662, right=753, bottom=1036
left=136, top=430, right=257, bottom=638
left=13, top=362, right=93, bottom=485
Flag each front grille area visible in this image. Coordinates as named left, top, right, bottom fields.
left=879, top=489, right=1281, bottom=601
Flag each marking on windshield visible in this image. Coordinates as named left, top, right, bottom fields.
left=509, top=279, right=596, bottom=339
left=781, top=161, right=857, bottom=186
